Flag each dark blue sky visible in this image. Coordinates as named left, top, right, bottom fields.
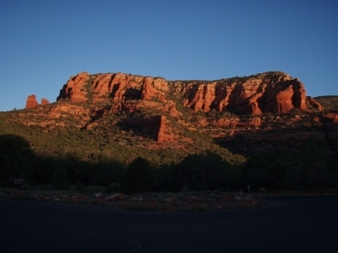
left=1, top=0, right=337, bottom=111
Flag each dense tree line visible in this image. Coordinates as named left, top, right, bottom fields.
left=1, top=134, right=337, bottom=193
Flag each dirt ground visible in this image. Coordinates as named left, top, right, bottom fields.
left=0, top=188, right=264, bottom=212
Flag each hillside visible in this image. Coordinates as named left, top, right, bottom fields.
left=1, top=71, right=338, bottom=193
left=314, top=96, right=338, bottom=111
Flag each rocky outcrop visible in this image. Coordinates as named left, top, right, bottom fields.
left=47, top=103, right=89, bottom=120
left=214, top=116, right=262, bottom=129
left=57, top=71, right=319, bottom=116
left=116, top=114, right=175, bottom=142
left=57, top=72, right=168, bottom=104
left=41, top=98, right=50, bottom=106
left=57, top=72, right=90, bottom=103
left=323, top=112, right=338, bottom=123
left=309, top=97, right=323, bottom=111
left=25, top=95, right=39, bottom=109
left=183, top=73, right=310, bottom=115
left=25, top=95, right=50, bottom=109
left=156, top=115, right=176, bottom=142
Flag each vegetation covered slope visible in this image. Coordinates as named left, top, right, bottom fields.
left=315, top=96, right=338, bottom=111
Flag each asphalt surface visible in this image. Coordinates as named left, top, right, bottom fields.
left=1, top=196, right=337, bottom=253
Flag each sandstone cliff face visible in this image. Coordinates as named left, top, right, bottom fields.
left=135, top=115, right=175, bottom=142
left=182, top=72, right=309, bottom=115
left=57, top=71, right=316, bottom=116
left=57, top=72, right=90, bottom=103
left=57, top=72, right=168, bottom=104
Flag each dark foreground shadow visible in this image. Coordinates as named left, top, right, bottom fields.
left=0, top=196, right=337, bottom=253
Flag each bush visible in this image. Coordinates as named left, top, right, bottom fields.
left=105, top=182, right=121, bottom=194
left=75, top=181, right=85, bottom=193
left=52, top=163, right=70, bottom=190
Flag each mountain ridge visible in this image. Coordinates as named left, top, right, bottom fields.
left=55, top=71, right=318, bottom=115
left=6, top=71, right=333, bottom=156
left=1, top=71, right=338, bottom=192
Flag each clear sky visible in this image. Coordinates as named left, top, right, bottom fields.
left=1, top=0, right=337, bottom=111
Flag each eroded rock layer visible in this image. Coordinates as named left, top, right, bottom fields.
left=56, top=71, right=314, bottom=115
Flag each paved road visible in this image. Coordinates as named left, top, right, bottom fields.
left=1, top=196, right=337, bottom=253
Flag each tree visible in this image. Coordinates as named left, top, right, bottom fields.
left=122, top=157, right=155, bottom=193
left=173, top=152, right=236, bottom=191
left=243, top=153, right=287, bottom=191
left=295, top=139, right=329, bottom=189
left=0, top=134, right=35, bottom=186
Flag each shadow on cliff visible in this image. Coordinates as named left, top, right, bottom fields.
left=213, top=121, right=337, bottom=156
left=116, top=112, right=161, bottom=141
